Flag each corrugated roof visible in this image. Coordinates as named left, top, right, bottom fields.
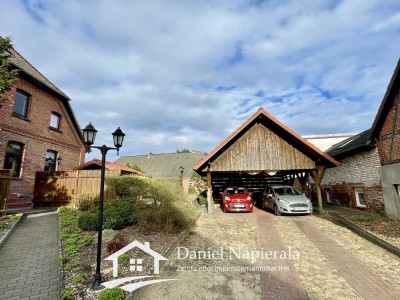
left=72, top=159, right=146, bottom=176
left=115, top=152, right=206, bottom=178
left=326, top=129, right=373, bottom=158
left=9, top=48, right=69, bottom=100
left=194, top=107, right=340, bottom=173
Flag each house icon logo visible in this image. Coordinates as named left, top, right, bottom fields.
left=101, top=240, right=176, bottom=293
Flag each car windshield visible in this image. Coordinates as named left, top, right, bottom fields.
left=226, top=188, right=247, bottom=194
left=273, top=187, right=301, bottom=196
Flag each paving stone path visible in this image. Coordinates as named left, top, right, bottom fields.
left=141, top=207, right=400, bottom=300
left=0, top=211, right=59, bottom=300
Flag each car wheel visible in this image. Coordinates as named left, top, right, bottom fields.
left=274, top=205, right=281, bottom=216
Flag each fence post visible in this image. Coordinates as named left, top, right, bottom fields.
left=0, top=170, right=12, bottom=216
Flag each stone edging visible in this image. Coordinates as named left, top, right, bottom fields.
left=128, top=212, right=203, bottom=300
left=323, top=212, right=400, bottom=258
left=57, top=209, right=64, bottom=300
left=0, top=213, right=26, bottom=249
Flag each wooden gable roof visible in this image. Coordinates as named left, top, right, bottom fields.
left=194, top=107, right=340, bottom=174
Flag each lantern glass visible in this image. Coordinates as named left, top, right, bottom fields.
left=57, top=156, right=62, bottom=165
left=112, top=127, right=125, bottom=149
left=82, top=123, right=98, bottom=146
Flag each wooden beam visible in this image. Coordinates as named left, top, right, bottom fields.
left=206, top=163, right=213, bottom=213
left=311, top=167, right=325, bottom=215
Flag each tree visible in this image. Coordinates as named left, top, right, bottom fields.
left=126, top=163, right=144, bottom=173
left=176, top=148, right=191, bottom=153
left=0, top=37, right=18, bottom=107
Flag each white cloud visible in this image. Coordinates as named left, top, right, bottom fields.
left=1, top=0, right=400, bottom=162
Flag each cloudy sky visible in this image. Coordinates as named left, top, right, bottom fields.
left=1, top=0, right=400, bottom=161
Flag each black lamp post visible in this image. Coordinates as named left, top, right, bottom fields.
left=180, top=166, right=184, bottom=187
left=82, top=122, right=125, bottom=290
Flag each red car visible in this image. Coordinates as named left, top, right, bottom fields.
left=220, top=187, right=253, bottom=213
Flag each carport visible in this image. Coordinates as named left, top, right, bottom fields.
left=193, top=107, right=340, bottom=214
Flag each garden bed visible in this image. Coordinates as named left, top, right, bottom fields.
left=0, top=214, right=23, bottom=242
left=340, top=213, right=400, bottom=249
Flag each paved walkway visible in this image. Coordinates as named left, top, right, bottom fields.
left=0, top=211, right=59, bottom=300
left=140, top=207, right=400, bottom=299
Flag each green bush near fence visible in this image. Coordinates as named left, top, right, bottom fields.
left=77, top=199, right=135, bottom=231
left=105, top=175, right=197, bottom=232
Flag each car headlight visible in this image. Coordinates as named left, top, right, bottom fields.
left=246, top=196, right=252, bottom=200
left=279, top=199, right=289, bottom=205
left=306, top=199, right=311, bottom=205
left=224, top=196, right=231, bottom=200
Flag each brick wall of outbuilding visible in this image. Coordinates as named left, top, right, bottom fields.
left=321, top=148, right=384, bottom=213
left=0, top=78, right=86, bottom=197
left=375, top=93, right=400, bottom=165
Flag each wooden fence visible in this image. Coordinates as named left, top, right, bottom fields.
left=0, top=170, right=11, bottom=216
left=33, top=170, right=119, bottom=207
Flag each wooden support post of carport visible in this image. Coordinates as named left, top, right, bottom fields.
left=207, top=163, right=213, bottom=213
left=311, top=166, right=326, bottom=215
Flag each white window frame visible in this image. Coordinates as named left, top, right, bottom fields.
left=355, top=188, right=366, bottom=208
left=325, top=190, right=332, bottom=203
left=50, top=112, right=61, bottom=129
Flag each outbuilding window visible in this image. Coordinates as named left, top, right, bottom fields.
left=354, top=188, right=366, bottom=208
left=3, top=142, right=24, bottom=177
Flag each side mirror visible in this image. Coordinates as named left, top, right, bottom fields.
left=248, top=192, right=253, bottom=196
left=267, top=194, right=273, bottom=198
left=219, top=192, right=224, bottom=197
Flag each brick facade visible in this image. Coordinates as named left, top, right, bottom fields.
left=321, top=148, right=384, bottom=213
left=0, top=78, right=86, bottom=197
left=375, top=92, right=400, bottom=165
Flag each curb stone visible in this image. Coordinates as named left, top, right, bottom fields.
left=57, top=209, right=64, bottom=300
left=128, top=212, right=203, bottom=300
left=0, top=213, right=26, bottom=249
left=317, top=212, right=400, bottom=258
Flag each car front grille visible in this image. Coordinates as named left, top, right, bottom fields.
left=289, top=203, right=308, bottom=208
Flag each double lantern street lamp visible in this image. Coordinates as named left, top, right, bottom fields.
left=82, top=122, right=125, bottom=290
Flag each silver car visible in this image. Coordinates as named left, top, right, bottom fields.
left=262, top=185, right=313, bottom=215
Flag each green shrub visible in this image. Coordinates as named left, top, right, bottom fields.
left=77, top=211, right=98, bottom=231
left=133, top=178, right=198, bottom=231
left=75, top=194, right=97, bottom=211
left=105, top=175, right=146, bottom=199
left=60, top=288, right=74, bottom=300
left=73, top=272, right=87, bottom=284
left=103, top=199, right=135, bottom=230
left=105, top=175, right=198, bottom=232
left=119, top=254, right=129, bottom=265
left=99, top=287, right=125, bottom=300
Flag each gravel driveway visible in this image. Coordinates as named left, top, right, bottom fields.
left=140, top=207, right=400, bottom=300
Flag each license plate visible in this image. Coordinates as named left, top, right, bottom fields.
left=234, top=205, right=246, bottom=208
left=292, top=207, right=305, bottom=211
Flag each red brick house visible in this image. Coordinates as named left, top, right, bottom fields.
left=0, top=48, right=86, bottom=204
left=369, top=59, right=400, bottom=219
left=321, top=129, right=384, bottom=213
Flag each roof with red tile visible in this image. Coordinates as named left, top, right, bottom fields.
left=72, top=159, right=146, bottom=176
left=193, top=107, right=340, bottom=173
